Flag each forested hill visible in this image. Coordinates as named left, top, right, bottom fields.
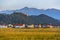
left=0, top=12, right=60, bottom=25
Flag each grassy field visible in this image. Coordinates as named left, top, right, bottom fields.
left=0, top=28, right=60, bottom=40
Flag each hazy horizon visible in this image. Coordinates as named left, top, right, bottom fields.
left=0, top=0, right=60, bottom=10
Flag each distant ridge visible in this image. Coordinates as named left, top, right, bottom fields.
left=0, top=7, right=60, bottom=20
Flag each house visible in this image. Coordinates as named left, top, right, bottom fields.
left=0, top=24, right=7, bottom=28
left=26, top=24, right=34, bottom=28
left=47, top=24, right=54, bottom=28
left=39, top=24, right=60, bottom=28
left=14, top=24, right=25, bottom=28
left=38, top=24, right=42, bottom=28
left=41, top=24, right=50, bottom=28
left=47, top=24, right=60, bottom=28
left=53, top=25, right=60, bottom=28
left=34, top=24, right=39, bottom=28
left=7, top=24, right=14, bottom=28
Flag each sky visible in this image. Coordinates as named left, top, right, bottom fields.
left=0, top=0, right=60, bottom=10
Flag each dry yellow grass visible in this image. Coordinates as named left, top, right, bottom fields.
left=0, top=28, right=60, bottom=40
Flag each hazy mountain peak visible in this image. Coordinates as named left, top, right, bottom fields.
left=39, top=14, right=47, bottom=16
left=24, top=7, right=29, bottom=8
left=22, top=7, right=29, bottom=9
left=0, top=7, right=60, bottom=19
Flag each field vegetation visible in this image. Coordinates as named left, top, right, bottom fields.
left=0, top=28, right=60, bottom=40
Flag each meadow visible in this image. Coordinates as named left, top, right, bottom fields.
left=0, top=28, right=60, bottom=40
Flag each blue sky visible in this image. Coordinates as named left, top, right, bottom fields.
left=0, top=0, right=60, bottom=10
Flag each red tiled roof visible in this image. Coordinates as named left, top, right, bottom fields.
left=14, top=24, right=23, bottom=26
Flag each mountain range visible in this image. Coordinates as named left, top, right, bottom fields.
left=0, top=12, right=60, bottom=25
left=0, top=7, right=60, bottom=20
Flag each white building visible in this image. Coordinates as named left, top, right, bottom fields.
left=0, top=25, right=7, bottom=28
left=27, top=24, right=34, bottom=28
left=14, top=24, right=25, bottom=28
left=8, top=24, right=13, bottom=28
